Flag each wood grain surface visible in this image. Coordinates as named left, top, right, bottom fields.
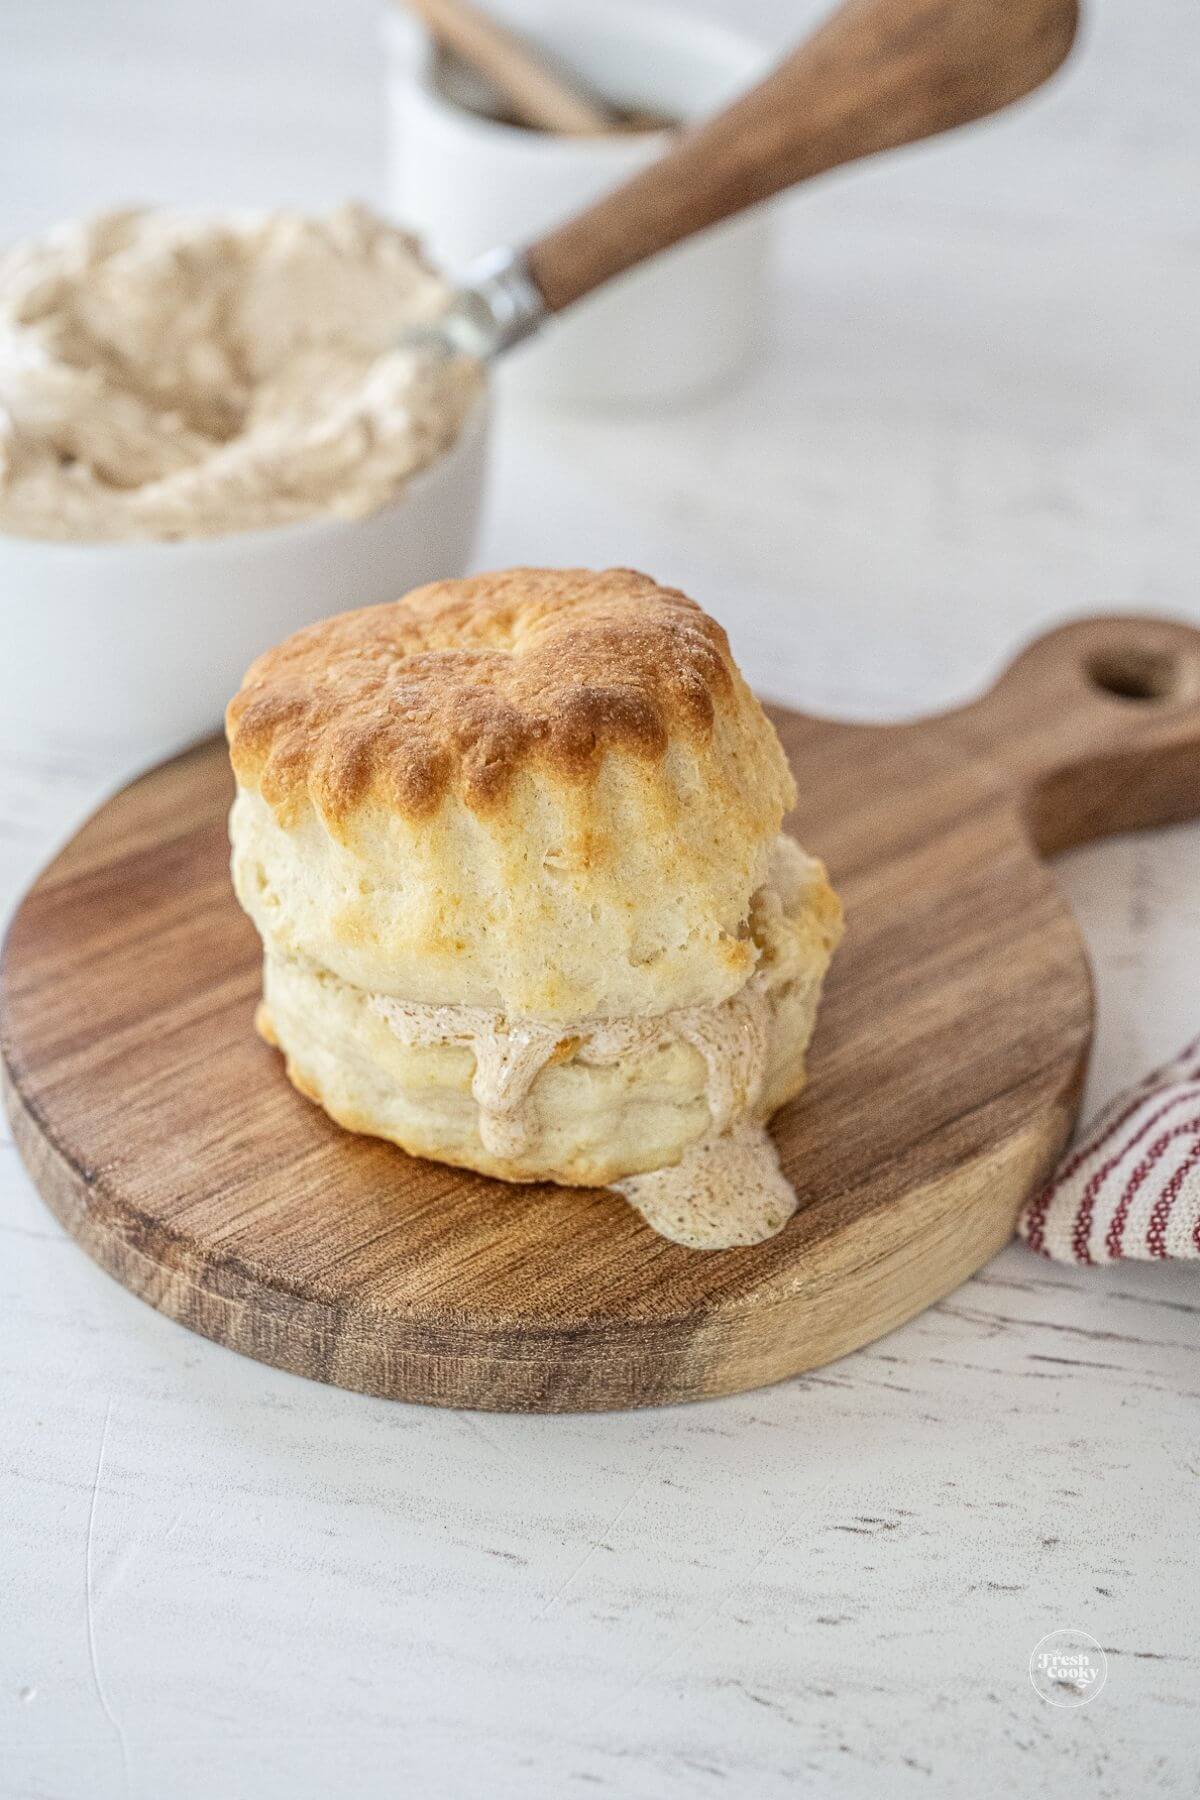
left=527, top=0, right=1079, bottom=312
left=3, top=615, right=1199, bottom=1412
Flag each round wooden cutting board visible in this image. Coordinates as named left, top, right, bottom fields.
left=4, top=616, right=1200, bottom=1411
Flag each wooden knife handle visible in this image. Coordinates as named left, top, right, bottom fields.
left=404, top=0, right=619, bottom=136
left=950, top=616, right=1200, bottom=856
left=524, top=0, right=1079, bottom=313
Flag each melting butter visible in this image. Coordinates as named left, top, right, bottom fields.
left=613, top=1120, right=796, bottom=1249
left=369, top=981, right=795, bottom=1249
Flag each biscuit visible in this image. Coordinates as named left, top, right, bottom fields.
left=253, top=834, right=840, bottom=1185
left=227, top=567, right=796, bottom=1017
left=227, top=569, right=843, bottom=1242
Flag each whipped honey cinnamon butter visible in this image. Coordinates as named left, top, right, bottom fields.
left=0, top=204, right=480, bottom=541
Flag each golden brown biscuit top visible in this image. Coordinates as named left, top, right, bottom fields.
left=227, top=567, right=749, bottom=822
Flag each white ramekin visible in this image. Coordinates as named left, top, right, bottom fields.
left=383, top=0, right=772, bottom=405
left=0, top=396, right=489, bottom=766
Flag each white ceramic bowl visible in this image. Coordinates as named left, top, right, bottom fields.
left=384, top=0, right=771, bottom=405
left=0, top=395, right=489, bottom=766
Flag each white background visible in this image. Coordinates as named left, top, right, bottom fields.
left=2, top=2, right=1198, bottom=1795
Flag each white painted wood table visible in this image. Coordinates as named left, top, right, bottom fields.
left=2, top=2, right=1197, bottom=1794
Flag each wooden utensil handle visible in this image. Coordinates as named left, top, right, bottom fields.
left=950, top=616, right=1200, bottom=855
left=404, top=0, right=618, bottom=136
left=524, top=0, right=1078, bottom=313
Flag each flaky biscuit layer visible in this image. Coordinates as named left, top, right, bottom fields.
left=228, top=569, right=802, bottom=1018
left=255, top=838, right=841, bottom=1186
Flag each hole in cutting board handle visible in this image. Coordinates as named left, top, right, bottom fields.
left=1085, top=645, right=1179, bottom=702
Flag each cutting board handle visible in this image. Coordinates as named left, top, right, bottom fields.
left=951, top=615, right=1200, bottom=855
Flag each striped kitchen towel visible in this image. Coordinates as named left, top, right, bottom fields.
left=1019, top=1037, right=1200, bottom=1263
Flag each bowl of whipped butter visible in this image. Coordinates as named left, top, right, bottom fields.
left=0, top=204, right=487, bottom=762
